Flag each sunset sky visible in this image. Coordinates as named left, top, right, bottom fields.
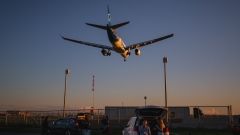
left=1, top=1, right=240, bottom=115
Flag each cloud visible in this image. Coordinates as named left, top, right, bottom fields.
left=202, top=108, right=220, bottom=114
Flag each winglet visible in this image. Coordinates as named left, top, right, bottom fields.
left=59, top=34, right=64, bottom=39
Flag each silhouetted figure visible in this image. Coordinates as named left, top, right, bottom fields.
left=102, top=116, right=109, bottom=128
left=85, top=116, right=90, bottom=129
left=101, top=115, right=110, bottom=134
left=42, top=116, right=49, bottom=135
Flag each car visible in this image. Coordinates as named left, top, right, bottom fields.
left=48, top=117, right=90, bottom=135
left=122, top=106, right=170, bottom=135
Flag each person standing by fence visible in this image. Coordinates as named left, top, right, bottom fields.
left=102, top=116, right=109, bottom=129
left=101, top=115, right=111, bottom=135
left=42, top=116, right=49, bottom=135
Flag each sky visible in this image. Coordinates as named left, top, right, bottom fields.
left=0, top=1, right=240, bottom=115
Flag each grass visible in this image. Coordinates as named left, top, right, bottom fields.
left=0, top=124, right=42, bottom=133
left=0, top=125, right=233, bottom=135
left=170, top=128, right=232, bottom=135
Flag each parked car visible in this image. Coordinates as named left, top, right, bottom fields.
left=48, top=117, right=90, bottom=135
left=122, top=106, right=169, bottom=135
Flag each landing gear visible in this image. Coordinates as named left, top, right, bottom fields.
left=124, top=58, right=126, bottom=62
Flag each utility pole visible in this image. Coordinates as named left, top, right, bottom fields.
left=63, top=69, right=70, bottom=117
left=92, top=76, right=94, bottom=110
left=163, top=57, right=168, bottom=122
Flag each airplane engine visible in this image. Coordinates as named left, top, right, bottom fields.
left=135, top=49, right=141, bottom=55
left=101, top=49, right=108, bottom=56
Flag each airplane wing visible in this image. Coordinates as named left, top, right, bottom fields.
left=60, top=35, right=113, bottom=50
left=125, top=33, right=174, bottom=50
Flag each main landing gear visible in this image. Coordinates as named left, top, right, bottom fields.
left=124, top=59, right=126, bottom=61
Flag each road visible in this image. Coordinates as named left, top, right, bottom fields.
left=0, top=133, right=41, bottom=135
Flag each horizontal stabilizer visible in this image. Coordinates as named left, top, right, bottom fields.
left=86, top=23, right=107, bottom=30
left=111, top=21, right=129, bottom=29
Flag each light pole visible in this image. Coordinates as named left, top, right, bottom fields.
left=144, top=96, right=147, bottom=106
left=163, top=57, right=168, bottom=122
left=63, top=69, right=70, bottom=117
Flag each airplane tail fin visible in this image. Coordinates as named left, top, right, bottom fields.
left=107, top=4, right=111, bottom=26
left=85, top=4, right=129, bottom=30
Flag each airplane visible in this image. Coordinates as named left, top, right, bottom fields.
left=61, top=5, right=174, bottom=61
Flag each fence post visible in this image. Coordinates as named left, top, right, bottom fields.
left=5, top=112, right=7, bottom=125
left=230, top=105, right=233, bottom=122
left=98, top=109, right=99, bottom=129
left=198, top=107, right=200, bottom=128
left=228, top=106, right=231, bottom=122
left=24, top=114, right=25, bottom=123
left=40, top=112, right=42, bottom=126
left=26, top=114, right=28, bottom=125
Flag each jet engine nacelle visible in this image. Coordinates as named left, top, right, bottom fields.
left=101, top=49, right=111, bottom=56
left=135, top=49, right=141, bottom=55
left=101, top=49, right=108, bottom=56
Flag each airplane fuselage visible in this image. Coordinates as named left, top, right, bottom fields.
left=107, top=24, right=129, bottom=58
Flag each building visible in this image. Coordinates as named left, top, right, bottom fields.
left=105, top=106, right=190, bottom=120
left=6, top=110, right=31, bottom=116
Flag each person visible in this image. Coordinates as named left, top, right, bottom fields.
left=101, top=116, right=109, bottom=127
left=101, top=116, right=109, bottom=132
left=155, top=118, right=165, bottom=135
left=139, top=120, right=151, bottom=135
left=85, top=116, right=90, bottom=129
left=42, top=116, right=49, bottom=135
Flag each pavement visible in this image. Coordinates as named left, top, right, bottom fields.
left=0, top=133, right=41, bottom=135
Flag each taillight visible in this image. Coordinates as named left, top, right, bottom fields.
left=164, top=127, right=170, bottom=135
left=74, top=121, right=78, bottom=127
left=132, top=126, right=138, bottom=131
left=165, top=127, right=169, bottom=132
